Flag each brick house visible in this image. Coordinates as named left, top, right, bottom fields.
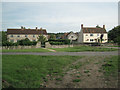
left=7, top=26, right=48, bottom=43
left=78, top=24, right=108, bottom=43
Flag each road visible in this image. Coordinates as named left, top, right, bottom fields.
left=1, top=51, right=118, bottom=56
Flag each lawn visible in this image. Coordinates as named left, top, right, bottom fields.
left=102, top=56, right=118, bottom=77
left=2, top=46, right=118, bottom=53
left=2, top=55, right=83, bottom=88
left=2, top=48, right=50, bottom=52
left=51, top=46, right=118, bottom=52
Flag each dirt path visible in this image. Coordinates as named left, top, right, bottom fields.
left=43, top=48, right=56, bottom=52
left=41, top=56, right=118, bottom=88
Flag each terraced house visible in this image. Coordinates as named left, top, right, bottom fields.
left=78, top=24, right=108, bottom=43
left=7, top=26, right=48, bottom=43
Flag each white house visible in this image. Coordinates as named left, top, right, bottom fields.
left=62, top=31, right=78, bottom=41
left=78, top=24, right=108, bottom=43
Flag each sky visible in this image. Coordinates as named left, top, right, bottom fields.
left=2, top=2, right=118, bottom=33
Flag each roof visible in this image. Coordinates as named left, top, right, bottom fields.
left=82, top=27, right=107, bottom=33
left=7, top=28, right=47, bottom=35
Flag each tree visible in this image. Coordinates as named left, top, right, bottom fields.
left=100, top=34, right=104, bottom=43
left=37, top=35, right=47, bottom=44
left=108, top=25, right=120, bottom=44
left=50, top=34, right=56, bottom=39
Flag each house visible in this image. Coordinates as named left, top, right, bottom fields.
left=78, top=24, right=108, bottom=43
left=7, top=26, right=48, bottom=43
left=62, top=31, right=78, bottom=41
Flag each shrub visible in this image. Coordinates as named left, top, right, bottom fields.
left=48, top=39, right=70, bottom=45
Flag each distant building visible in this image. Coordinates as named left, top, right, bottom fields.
left=62, top=31, right=78, bottom=41
left=78, top=24, right=108, bottom=43
left=7, top=26, right=48, bottom=43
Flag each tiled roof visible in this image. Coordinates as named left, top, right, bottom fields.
left=7, top=28, right=47, bottom=35
left=83, top=27, right=107, bottom=33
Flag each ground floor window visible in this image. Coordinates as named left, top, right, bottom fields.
left=90, top=39, right=94, bottom=41
left=10, top=40, right=14, bottom=42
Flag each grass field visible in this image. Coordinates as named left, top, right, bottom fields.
left=2, top=46, right=118, bottom=52
left=51, top=46, right=118, bottom=52
left=2, top=55, right=83, bottom=88
left=2, top=48, right=50, bottom=52
left=102, top=56, right=118, bottom=77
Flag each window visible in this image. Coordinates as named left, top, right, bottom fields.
left=33, top=40, right=36, bottom=41
left=97, top=34, right=99, bottom=36
left=86, top=39, right=89, bottom=41
left=90, top=34, right=93, bottom=36
left=16, top=40, right=19, bottom=43
left=90, top=39, right=94, bottom=41
left=86, top=34, right=88, bottom=36
left=17, top=35, right=20, bottom=37
left=10, top=35, right=13, bottom=37
left=33, top=35, right=35, bottom=37
left=71, top=36, right=74, bottom=38
left=10, top=40, right=14, bottom=42
left=25, top=35, right=27, bottom=37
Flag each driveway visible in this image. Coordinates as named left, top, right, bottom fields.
left=1, top=51, right=118, bottom=56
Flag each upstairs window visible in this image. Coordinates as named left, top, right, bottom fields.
left=10, top=35, right=13, bottom=37
left=86, top=34, right=88, bottom=36
left=71, top=36, right=74, bottom=38
left=90, top=34, right=93, bottom=36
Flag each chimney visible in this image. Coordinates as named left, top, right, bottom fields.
left=103, top=25, right=105, bottom=29
left=40, top=27, right=42, bottom=30
left=81, top=24, right=83, bottom=29
left=36, top=27, right=38, bottom=30
left=21, top=26, right=23, bottom=30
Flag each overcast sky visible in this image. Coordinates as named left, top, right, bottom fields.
left=2, top=2, right=118, bottom=33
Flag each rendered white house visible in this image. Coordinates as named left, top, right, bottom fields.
left=78, top=24, right=108, bottom=43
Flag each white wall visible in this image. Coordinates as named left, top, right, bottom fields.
left=83, top=33, right=108, bottom=43
left=7, top=34, right=48, bottom=43
left=67, top=33, right=78, bottom=40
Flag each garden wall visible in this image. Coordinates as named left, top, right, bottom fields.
left=45, top=42, right=73, bottom=48
left=2, top=42, right=41, bottom=50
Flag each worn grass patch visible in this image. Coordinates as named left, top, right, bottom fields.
left=2, top=55, right=83, bottom=88
left=51, top=46, right=117, bottom=52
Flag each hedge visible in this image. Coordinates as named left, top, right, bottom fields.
left=48, top=39, right=70, bottom=45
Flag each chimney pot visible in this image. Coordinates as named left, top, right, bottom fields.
left=36, top=27, right=38, bottom=30
left=81, top=24, right=83, bottom=29
left=21, top=26, right=23, bottom=30
left=103, top=25, right=105, bottom=29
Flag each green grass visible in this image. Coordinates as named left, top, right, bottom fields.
left=72, top=79, right=81, bottom=82
left=2, top=48, right=50, bottom=52
left=2, top=55, right=83, bottom=88
left=51, top=46, right=118, bottom=52
left=102, top=56, right=118, bottom=77
left=108, top=45, right=120, bottom=47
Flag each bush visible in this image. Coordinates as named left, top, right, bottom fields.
left=2, top=38, right=37, bottom=46
left=18, top=38, right=37, bottom=46
left=48, top=39, right=70, bottom=45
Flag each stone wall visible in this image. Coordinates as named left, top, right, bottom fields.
left=45, top=42, right=73, bottom=48
left=2, top=42, right=41, bottom=50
